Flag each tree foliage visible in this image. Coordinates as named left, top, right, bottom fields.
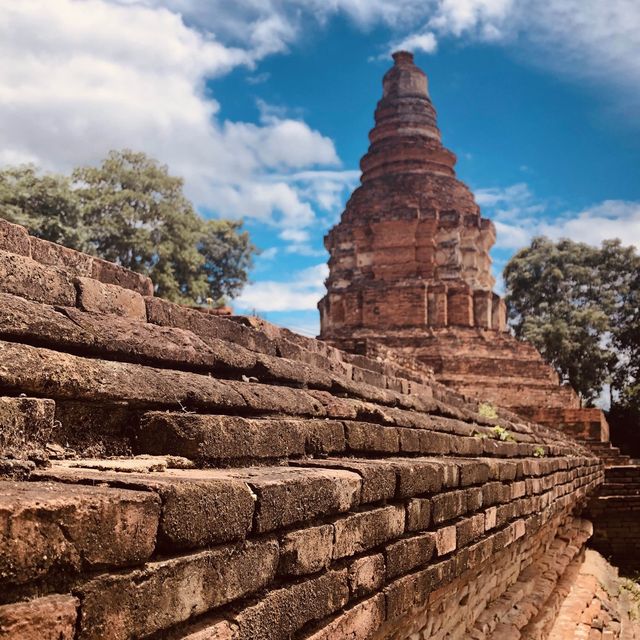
left=504, top=236, right=640, bottom=407
left=0, top=150, right=256, bottom=304
left=0, top=165, right=87, bottom=250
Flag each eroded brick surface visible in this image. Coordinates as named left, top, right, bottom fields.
left=0, top=594, right=78, bottom=640
left=0, top=481, right=159, bottom=587
left=78, top=540, right=278, bottom=640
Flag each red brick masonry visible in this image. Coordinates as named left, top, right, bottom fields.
left=0, top=214, right=617, bottom=639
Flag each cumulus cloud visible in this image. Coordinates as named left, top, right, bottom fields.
left=475, top=183, right=640, bottom=251
left=235, top=263, right=328, bottom=312
left=540, top=201, right=640, bottom=249
left=390, top=33, right=438, bottom=55
left=142, top=0, right=640, bottom=111
left=0, top=0, right=354, bottom=257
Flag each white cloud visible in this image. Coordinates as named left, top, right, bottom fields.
left=391, top=32, right=438, bottom=55
left=258, top=247, right=279, bottom=261
left=509, top=1, right=640, bottom=105
left=235, top=263, right=328, bottom=312
left=222, top=118, right=339, bottom=171
left=540, top=201, right=640, bottom=249
left=476, top=183, right=640, bottom=252
left=0, top=0, right=348, bottom=256
left=131, top=1, right=640, bottom=112
left=284, top=170, right=361, bottom=212
left=427, top=0, right=513, bottom=39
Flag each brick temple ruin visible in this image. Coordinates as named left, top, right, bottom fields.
left=319, top=51, right=615, bottom=449
left=0, top=52, right=639, bottom=639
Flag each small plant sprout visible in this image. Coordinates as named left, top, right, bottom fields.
left=478, top=402, right=499, bottom=420
left=533, top=446, right=546, bottom=458
left=490, top=426, right=516, bottom=442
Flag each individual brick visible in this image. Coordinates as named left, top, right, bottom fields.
left=430, top=459, right=461, bottom=488
left=466, top=486, right=484, bottom=511
left=179, top=619, right=237, bottom=640
left=145, top=296, right=276, bottom=355
left=0, top=594, right=78, bottom=640
left=30, top=236, right=93, bottom=276
left=226, top=466, right=361, bottom=533
left=253, top=352, right=333, bottom=390
left=77, top=540, right=279, bottom=640
left=482, top=481, right=510, bottom=506
left=291, top=458, right=396, bottom=504
left=435, top=525, right=457, bottom=556
left=233, top=569, right=349, bottom=640
left=0, top=218, right=31, bottom=256
left=511, top=481, right=527, bottom=499
left=0, top=480, right=160, bottom=587
left=303, top=390, right=360, bottom=420
left=382, top=458, right=444, bottom=498
left=413, top=430, right=454, bottom=455
left=485, top=459, right=518, bottom=482
left=406, top=497, right=431, bottom=532
left=304, top=594, right=385, bottom=640
left=0, top=396, right=55, bottom=452
left=348, top=554, right=385, bottom=598
left=450, top=436, right=483, bottom=456
left=279, top=525, right=334, bottom=576
left=154, top=474, right=255, bottom=549
left=0, top=249, right=76, bottom=306
left=301, top=420, right=346, bottom=455
left=345, top=421, right=399, bottom=453
left=485, top=506, right=498, bottom=531
left=32, top=465, right=255, bottom=551
left=91, top=257, right=154, bottom=296
left=333, top=505, right=405, bottom=559
left=431, top=490, right=467, bottom=525
left=496, top=502, right=517, bottom=528
left=457, top=460, right=490, bottom=486
left=138, top=413, right=308, bottom=462
left=75, top=277, right=146, bottom=320
left=396, top=426, right=420, bottom=453
left=53, top=400, right=138, bottom=456
left=385, top=532, right=436, bottom=579
left=456, top=514, right=485, bottom=547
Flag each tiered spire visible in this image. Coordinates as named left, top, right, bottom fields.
left=361, top=51, right=456, bottom=182
left=319, top=53, right=504, bottom=342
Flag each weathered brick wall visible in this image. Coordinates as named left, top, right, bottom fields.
left=588, top=466, right=640, bottom=572
left=0, top=216, right=609, bottom=640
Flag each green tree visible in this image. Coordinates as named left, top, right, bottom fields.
left=199, top=219, right=256, bottom=301
left=0, top=165, right=87, bottom=250
left=504, top=236, right=639, bottom=406
left=0, top=150, right=257, bottom=305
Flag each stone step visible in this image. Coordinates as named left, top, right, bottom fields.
left=0, top=339, right=581, bottom=462
left=135, top=412, right=555, bottom=466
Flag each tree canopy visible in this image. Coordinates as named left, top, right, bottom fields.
left=504, top=236, right=640, bottom=409
left=0, top=150, right=257, bottom=305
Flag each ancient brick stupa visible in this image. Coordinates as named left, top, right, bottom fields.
left=319, top=51, right=611, bottom=445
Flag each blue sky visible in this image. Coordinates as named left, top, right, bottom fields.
left=1, top=1, right=639, bottom=336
